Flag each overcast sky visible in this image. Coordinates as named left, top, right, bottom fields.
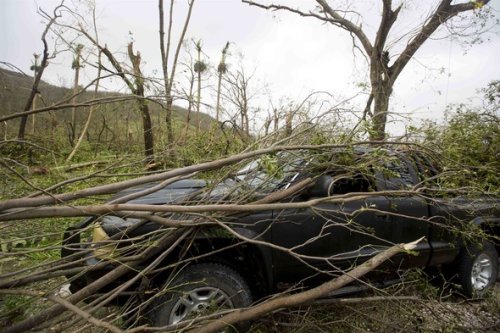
left=1, top=0, right=499, bottom=134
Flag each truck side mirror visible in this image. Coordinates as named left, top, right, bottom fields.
left=308, top=175, right=334, bottom=197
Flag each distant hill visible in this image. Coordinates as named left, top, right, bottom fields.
left=0, top=67, right=217, bottom=132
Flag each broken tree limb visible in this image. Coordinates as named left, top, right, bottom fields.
left=188, top=239, right=422, bottom=333
left=1, top=142, right=407, bottom=212
left=0, top=289, right=124, bottom=333
left=0, top=229, right=190, bottom=333
left=0, top=189, right=419, bottom=222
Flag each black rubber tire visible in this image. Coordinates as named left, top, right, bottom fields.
left=457, top=241, right=498, bottom=298
left=150, top=263, right=252, bottom=331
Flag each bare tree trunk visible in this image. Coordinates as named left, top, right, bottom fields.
left=182, top=77, right=195, bottom=140
left=67, top=15, right=98, bottom=162
left=69, top=45, right=82, bottom=146
left=216, top=73, right=223, bottom=123
left=196, top=66, right=201, bottom=132
left=77, top=26, right=155, bottom=164
left=18, top=8, right=60, bottom=140
left=31, top=93, right=37, bottom=136
left=216, top=42, right=230, bottom=123
left=242, top=100, right=249, bottom=135
left=67, top=53, right=100, bottom=162
left=128, top=42, right=155, bottom=163
left=370, top=80, right=391, bottom=141
left=285, top=110, right=292, bottom=136
left=273, top=108, right=279, bottom=132
left=165, top=95, right=174, bottom=145
left=159, top=0, right=195, bottom=149
left=194, top=40, right=206, bottom=133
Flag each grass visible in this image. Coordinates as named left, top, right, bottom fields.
left=249, top=283, right=500, bottom=333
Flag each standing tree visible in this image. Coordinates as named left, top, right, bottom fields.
left=216, top=41, right=230, bottom=123
left=159, top=0, right=195, bottom=148
left=193, top=39, right=208, bottom=132
left=68, top=44, right=83, bottom=146
left=223, top=64, right=256, bottom=136
left=66, top=6, right=102, bottom=162
left=178, top=43, right=197, bottom=140
left=29, top=54, right=41, bottom=136
left=243, top=0, right=493, bottom=140
left=17, top=5, right=62, bottom=140
left=127, top=42, right=155, bottom=163
left=78, top=27, right=156, bottom=163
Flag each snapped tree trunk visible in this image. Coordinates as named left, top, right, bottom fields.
left=18, top=14, right=57, bottom=140
left=128, top=43, right=155, bottom=163
left=140, top=102, right=155, bottom=161
left=69, top=45, right=83, bottom=146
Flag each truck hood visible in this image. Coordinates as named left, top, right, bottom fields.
left=100, top=178, right=247, bottom=235
left=109, top=179, right=208, bottom=205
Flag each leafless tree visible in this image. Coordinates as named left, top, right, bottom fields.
left=159, top=0, right=195, bottom=148
left=68, top=44, right=83, bottom=146
left=216, top=41, right=230, bottom=123
left=76, top=25, right=156, bottom=163
left=223, top=63, right=258, bottom=136
left=29, top=54, right=41, bottom=136
left=66, top=6, right=102, bottom=162
left=193, top=39, right=208, bottom=132
left=178, top=44, right=197, bottom=140
left=242, top=0, right=493, bottom=140
left=17, top=3, right=64, bottom=140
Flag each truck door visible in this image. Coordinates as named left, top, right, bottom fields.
left=383, top=155, right=431, bottom=268
left=270, top=172, right=394, bottom=284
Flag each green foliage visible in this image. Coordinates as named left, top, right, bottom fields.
left=417, top=82, right=499, bottom=192
left=0, top=295, right=31, bottom=325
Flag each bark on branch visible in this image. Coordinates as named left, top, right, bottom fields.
left=390, top=0, right=490, bottom=82
left=0, top=229, right=190, bottom=333
left=0, top=189, right=420, bottom=222
left=189, top=239, right=422, bottom=333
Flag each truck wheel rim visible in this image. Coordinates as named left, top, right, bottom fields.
left=169, top=287, right=233, bottom=324
left=471, top=253, right=493, bottom=291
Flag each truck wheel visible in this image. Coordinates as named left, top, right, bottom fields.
left=458, top=241, right=498, bottom=298
left=151, top=263, right=252, bottom=331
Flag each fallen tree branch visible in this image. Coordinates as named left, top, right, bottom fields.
left=188, top=239, right=422, bottom=333
left=0, top=289, right=124, bottom=333
left=0, top=229, right=190, bottom=333
left=310, top=295, right=420, bottom=306
left=0, top=189, right=421, bottom=221
left=0, top=141, right=417, bottom=212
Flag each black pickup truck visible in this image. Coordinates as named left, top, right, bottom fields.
left=62, top=147, right=499, bottom=327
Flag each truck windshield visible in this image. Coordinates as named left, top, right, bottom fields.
left=234, top=153, right=304, bottom=192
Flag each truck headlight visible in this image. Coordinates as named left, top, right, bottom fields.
left=91, top=223, right=116, bottom=259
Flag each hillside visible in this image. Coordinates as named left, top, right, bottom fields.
left=0, top=67, right=217, bottom=135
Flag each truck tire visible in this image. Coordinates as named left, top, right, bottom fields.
left=150, top=263, right=252, bottom=331
left=458, top=241, right=498, bottom=298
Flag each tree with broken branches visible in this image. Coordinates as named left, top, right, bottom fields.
left=242, top=0, right=494, bottom=140
left=222, top=60, right=259, bottom=137
left=17, top=3, right=63, bottom=140
left=75, top=25, right=156, bottom=164
left=159, top=0, right=195, bottom=149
